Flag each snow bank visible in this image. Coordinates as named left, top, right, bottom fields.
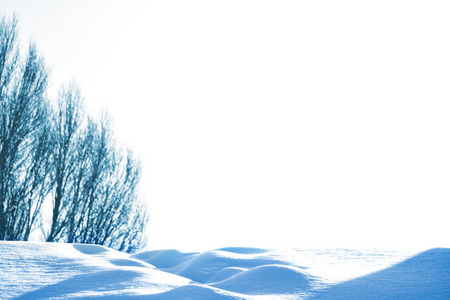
left=142, top=285, right=244, bottom=300
left=0, top=241, right=189, bottom=299
left=217, top=247, right=268, bottom=254
left=312, top=248, right=450, bottom=299
left=130, top=249, right=196, bottom=268
left=211, top=264, right=312, bottom=295
left=205, top=267, right=247, bottom=284
left=164, top=250, right=290, bottom=283
left=1, top=241, right=449, bottom=299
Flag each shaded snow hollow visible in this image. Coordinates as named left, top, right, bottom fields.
left=1, top=242, right=449, bottom=299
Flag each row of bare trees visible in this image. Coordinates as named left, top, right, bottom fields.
left=0, top=16, right=148, bottom=253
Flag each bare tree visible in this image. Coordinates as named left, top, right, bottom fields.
left=0, top=16, right=50, bottom=240
left=46, top=89, right=148, bottom=252
left=46, top=85, right=85, bottom=242
left=62, top=113, right=148, bottom=253
left=1, top=16, right=148, bottom=252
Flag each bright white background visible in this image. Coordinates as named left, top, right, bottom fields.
left=2, top=0, right=450, bottom=251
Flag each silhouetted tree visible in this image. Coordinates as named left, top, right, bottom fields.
left=0, top=16, right=51, bottom=240
left=70, top=114, right=148, bottom=252
left=0, top=16, right=148, bottom=252
left=46, top=84, right=85, bottom=242
left=47, top=91, right=148, bottom=252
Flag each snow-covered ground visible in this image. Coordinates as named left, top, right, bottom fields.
left=1, top=241, right=449, bottom=299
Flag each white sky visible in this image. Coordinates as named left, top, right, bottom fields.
left=2, top=0, right=450, bottom=251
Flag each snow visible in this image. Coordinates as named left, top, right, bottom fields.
left=205, top=267, right=246, bottom=284
left=211, top=264, right=312, bottom=295
left=312, top=248, right=450, bottom=299
left=1, top=241, right=449, bottom=299
left=0, top=241, right=189, bottom=299
left=161, top=250, right=291, bottom=283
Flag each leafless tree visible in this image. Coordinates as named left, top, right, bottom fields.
left=0, top=16, right=51, bottom=240
left=1, top=16, right=148, bottom=252
left=46, top=85, right=85, bottom=242
left=60, top=112, right=148, bottom=253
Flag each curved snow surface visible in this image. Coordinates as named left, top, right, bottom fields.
left=311, top=248, right=450, bottom=300
left=211, top=264, right=311, bottom=295
left=1, top=242, right=449, bottom=299
left=205, top=267, right=246, bottom=284
left=163, top=249, right=294, bottom=283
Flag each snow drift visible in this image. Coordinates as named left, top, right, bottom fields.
left=312, top=248, right=450, bottom=299
left=1, top=241, right=449, bottom=299
left=211, top=264, right=312, bottom=295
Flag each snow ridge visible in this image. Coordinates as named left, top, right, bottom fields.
left=1, top=241, right=449, bottom=299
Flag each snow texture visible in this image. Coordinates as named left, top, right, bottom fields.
left=1, top=241, right=449, bottom=299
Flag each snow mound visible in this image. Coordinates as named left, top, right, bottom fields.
left=16, top=269, right=148, bottom=299
left=165, top=249, right=289, bottom=283
left=211, top=264, right=312, bottom=295
left=130, top=249, right=197, bottom=268
left=73, top=244, right=153, bottom=268
left=0, top=241, right=189, bottom=299
left=108, top=258, right=154, bottom=268
left=2, top=241, right=448, bottom=299
left=144, top=284, right=244, bottom=300
left=205, top=267, right=247, bottom=284
left=312, top=248, right=450, bottom=299
left=216, top=247, right=268, bottom=254
left=73, top=243, right=111, bottom=255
